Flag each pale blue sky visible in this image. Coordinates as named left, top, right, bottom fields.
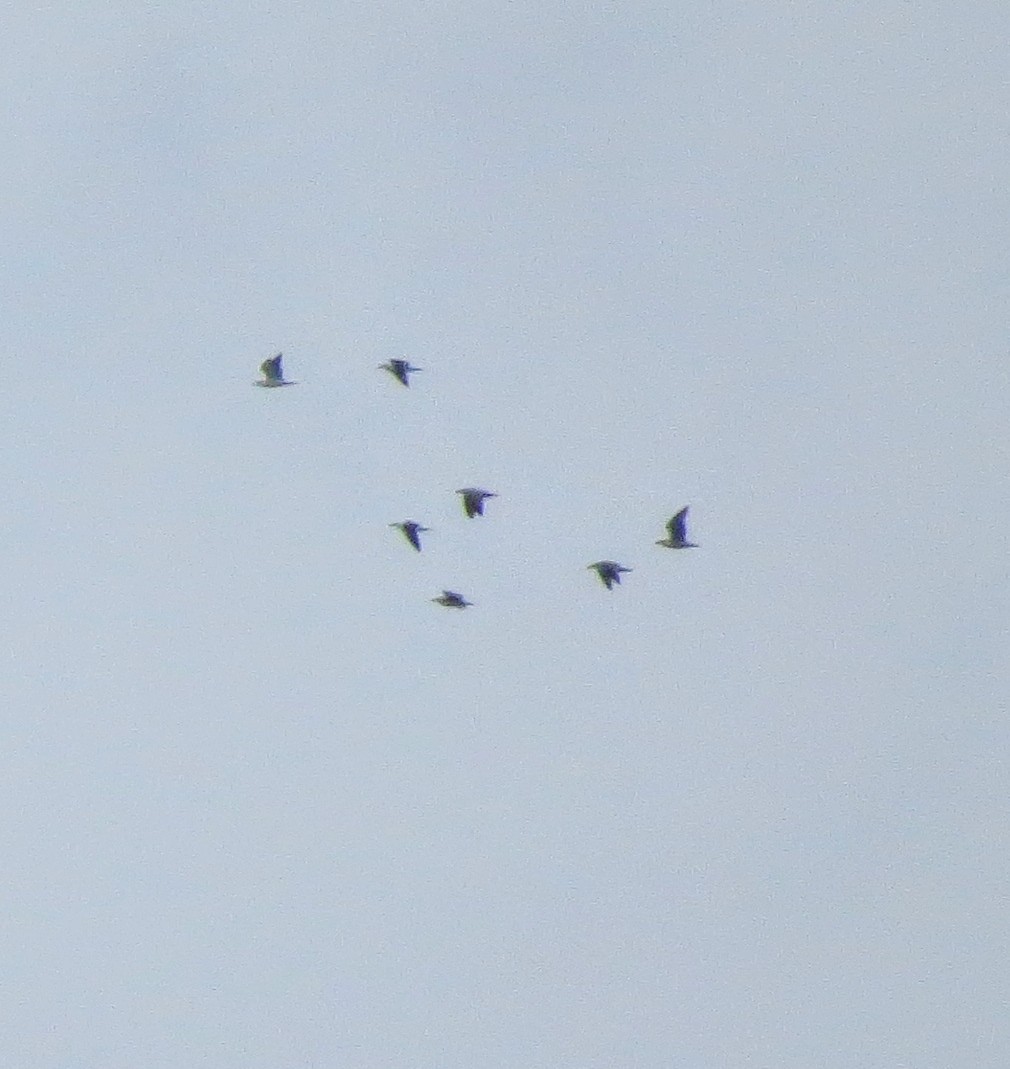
left=0, top=3, right=1007, bottom=1067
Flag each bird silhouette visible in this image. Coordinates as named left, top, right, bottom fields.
left=432, top=590, right=472, bottom=608
left=379, top=359, right=422, bottom=387
left=456, top=488, right=497, bottom=518
left=254, top=353, right=296, bottom=387
left=656, top=507, right=698, bottom=549
left=588, top=560, right=632, bottom=590
left=390, top=521, right=429, bottom=551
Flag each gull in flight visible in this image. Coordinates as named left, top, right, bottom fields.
left=432, top=590, right=472, bottom=608
left=588, top=560, right=632, bottom=590
left=379, top=359, right=422, bottom=387
left=456, top=487, right=497, bottom=518
left=390, top=520, right=429, bottom=552
left=255, top=353, right=296, bottom=387
left=656, top=507, right=699, bottom=549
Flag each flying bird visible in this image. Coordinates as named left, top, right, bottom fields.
left=255, top=353, right=296, bottom=387
left=390, top=521, right=429, bottom=552
left=456, top=488, right=497, bottom=518
left=588, top=560, right=632, bottom=590
left=656, top=507, right=699, bottom=549
left=379, top=359, right=422, bottom=387
left=432, top=590, right=472, bottom=608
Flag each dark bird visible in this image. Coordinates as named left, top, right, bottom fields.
left=588, top=560, right=632, bottom=590
left=255, top=353, right=296, bottom=387
left=390, top=520, right=429, bottom=552
left=379, top=359, right=422, bottom=387
left=656, top=507, right=699, bottom=549
left=432, top=590, right=472, bottom=608
left=456, top=487, right=497, bottom=518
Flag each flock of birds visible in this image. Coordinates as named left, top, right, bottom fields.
left=255, top=352, right=699, bottom=607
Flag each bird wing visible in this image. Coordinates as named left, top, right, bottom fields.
left=260, top=353, right=283, bottom=382
left=591, top=562, right=614, bottom=588
left=405, top=523, right=422, bottom=550
left=668, top=507, right=688, bottom=542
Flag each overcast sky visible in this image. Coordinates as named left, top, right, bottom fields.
left=1, top=3, right=1007, bottom=1067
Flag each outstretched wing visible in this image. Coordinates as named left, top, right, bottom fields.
left=390, top=360, right=409, bottom=386
left=260, top=353, right=283, bottom=382
left=668, top=507, right=689, bottom=542
left=591, top=562, right=615, bottom=589
left=404, top=523, right=422, bottom=550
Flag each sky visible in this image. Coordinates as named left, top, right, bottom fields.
left=1, top=2, right=1007, bottom=1066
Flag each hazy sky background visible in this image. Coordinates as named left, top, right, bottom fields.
left=1, top=3, right=1007, bottom=1066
